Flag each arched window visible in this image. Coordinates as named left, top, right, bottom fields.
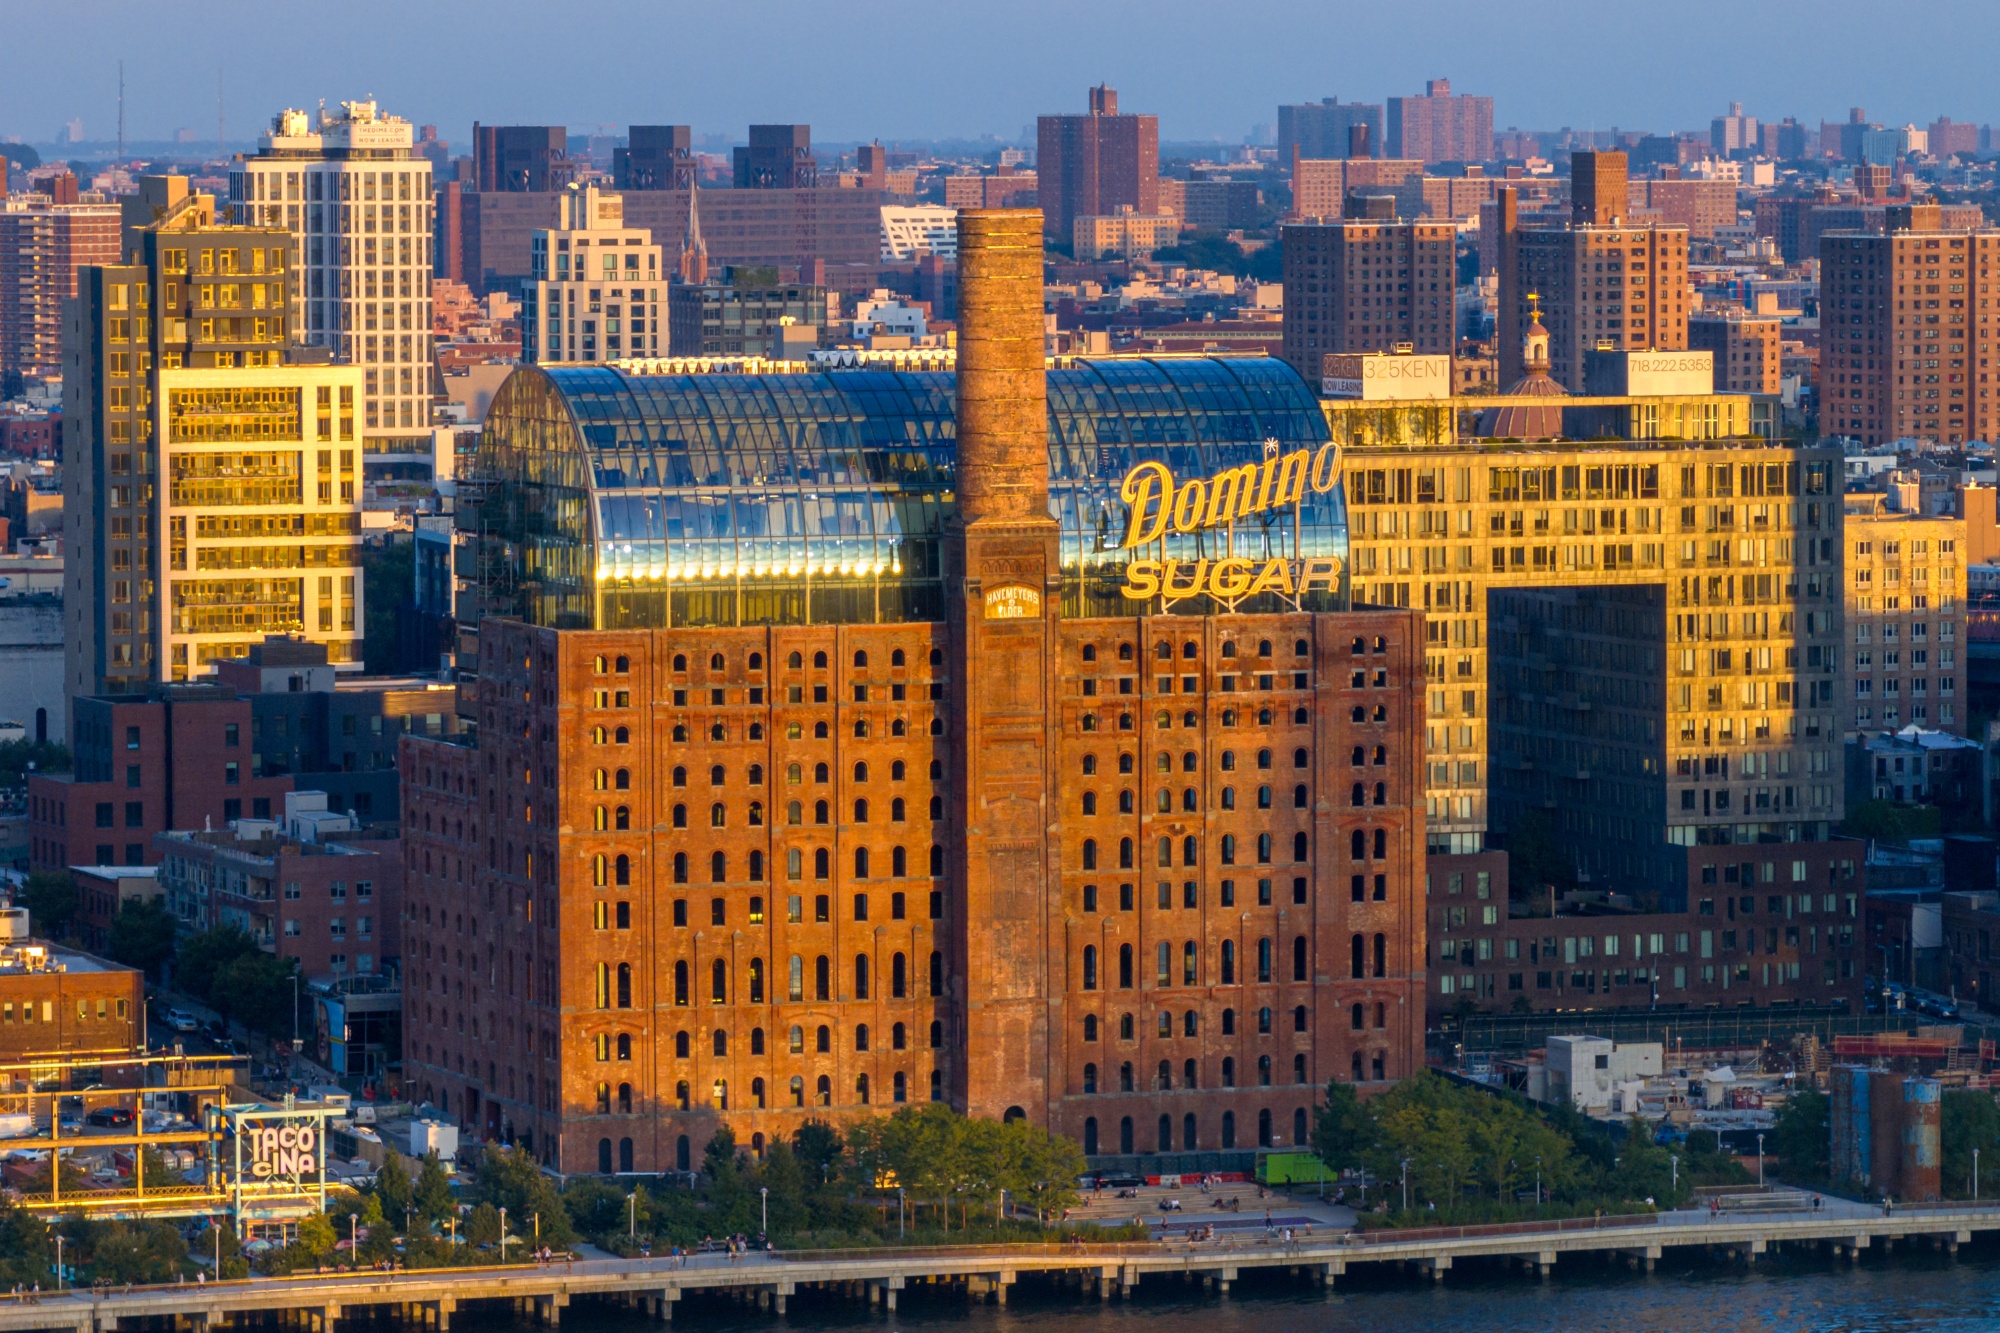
left=675, top=1029, right=690, bottom=1057
left=891, top=845, right=907, bottom=876
left=616, top=963, right=633, bottom=1008
left=814, top=954, right=831, bottom=1001
left=929, top=950, right=944, bottom=997
left=1220, top=940, right=1236, bottom=985
left=710, top=850, right=727, bottom=882
left=855, top=1023, right=870, bottom=1052
left=854, top=954, right=871, bottom=1000
left=709, top=959, right=726, bottom=1003
left=1082, top=839, right=1097, bottom=870
left=816, top=1025, right=831, bottom=1054
left=1082, top=945, right=1098, bottom=990
left=616, top=854, right=632, bottom=886
left=751, top=1077, right=767, bottom=1109
left=1374, top=932, right=1387, bottom=978
left=1220, top=834, right=1236, bottom=865
left=712, top=1029, right=727, bottom=1057
left=1118, top=943, right=1134, bottom=989
left=673, top=961, right=689, bottom=1006
left=592, top=854, right=607, bottom=886
left=672, top=803, right=687, bottom=829
left=1119, top=837, right=1134, bottom=869
left=1351, top=934, right=1365, bottom=979
left=854, top=847, right=870, bottom=878
left=892, top=952, right=908, bottom=998
left=1084, top=1063, right=1098, bottom=1094
left=1257, top=937, right=1273, bottom=983
left=1293, top=935, right=1308, bottom=981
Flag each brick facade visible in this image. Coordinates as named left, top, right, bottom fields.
left=402, top=608, right=1426, bottom=1173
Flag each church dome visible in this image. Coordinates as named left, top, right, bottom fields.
left=1477, top=295, right=1568, bottom=441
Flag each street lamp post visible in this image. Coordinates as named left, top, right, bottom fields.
left=1535, top=1155, right=1543, bottom=1207
left=1757, top=1134, right=1765, bottom=1188
left=290, top=974, right=302, bottom=1059
left=1975, top=1148, right=1981, bottom=1202
left=1671, top=1155, right=1680, bottom=1195
left=349, top=1214, right=357, bottom=1267
left=760, top=1187, right=769, bottom=1234
left=628, top=1191, right=637, bottom=1240
left=499, top=1206, right=507, bottom=1263
left=55, top=1234, right=64, bottom=1290
left=1400, top=1158, right=1410, bottom=1213
left=214, top=1223, right=222, bottom=1276
left=898, top=1187, right=905, bottom=1239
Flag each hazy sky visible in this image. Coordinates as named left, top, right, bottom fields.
left=9, top=0, right=1999, bottom=147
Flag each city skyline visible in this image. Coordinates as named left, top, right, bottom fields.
left=8, top=0, right=2000, bottom=149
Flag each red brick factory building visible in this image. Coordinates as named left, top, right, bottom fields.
left=402, top=210, right=1427, bottom=1175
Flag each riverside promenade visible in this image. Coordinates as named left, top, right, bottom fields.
left=2, top=1197, right=1995, bottom=1331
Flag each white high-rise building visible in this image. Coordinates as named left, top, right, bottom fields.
left=524, top=185, right=666, bottom=364
left=230, top=101, right=434, bottom=452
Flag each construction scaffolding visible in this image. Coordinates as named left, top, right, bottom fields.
left=0, top=1048, right=333, bottom=1227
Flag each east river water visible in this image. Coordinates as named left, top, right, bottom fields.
left=435, top=1242, right=2000, bottom=1333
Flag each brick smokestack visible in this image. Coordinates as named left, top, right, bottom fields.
left=954, top=210, right=1047, bottom=524
left=943, top=206, right=1058, bottom=1124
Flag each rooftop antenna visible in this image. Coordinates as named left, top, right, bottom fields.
left=117, top=60, right=125, bottom=162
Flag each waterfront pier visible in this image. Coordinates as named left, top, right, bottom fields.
left=0, top=1201, right=1996, bottom=1331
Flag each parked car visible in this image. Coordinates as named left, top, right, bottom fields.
left=165, top=1010, right=200, bottom=1034
left=84, top=1108, right=134, bottom=1129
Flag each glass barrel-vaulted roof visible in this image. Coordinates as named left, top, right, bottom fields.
left=470, top=356, right=1347, bottom=630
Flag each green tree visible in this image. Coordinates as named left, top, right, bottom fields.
left=1942, top=1089, right=2000, bottom=1199
left=1771, top=1088, right=1830, bottom=1184
left=175, top=926, right=262, bottom=1005
left=562, top=1176, right=637, bottom=1239
left=0, top=1197, right=50, bottom=1286
left=464, top=1201, right=501, bottom=1249
left=296, top=1212, right=337, bottom=1258
left=22, top=869, right=78, bottom=938
left=1840, top=799, right=1941, bottom=841
left=209, top=950, right=299, bottom=1036
left=108, top=898, right=178, bottom=980
left=1313, top=1079, right=1378, bottom=1174
left=1610, top=1120, right=1680, bottom=1205
left=413, top=1151, right=455, bottom=1222
left=374, top=1153, right=412, bottom=1224
left=471, top=1143, right=575, bottom=1246
left=79, top=1219, right=189, bottom=1285
left=994, top=1116, right=1084, bottom=1222
left=0, top=738, right=70, bottom=784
